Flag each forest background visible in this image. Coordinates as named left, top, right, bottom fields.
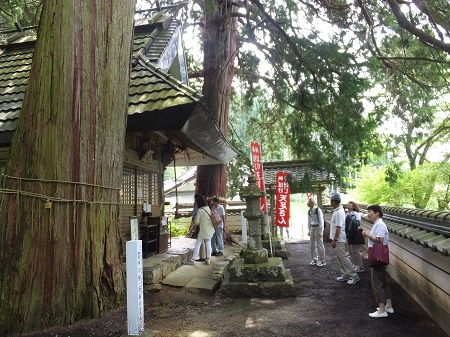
left=133, top=0, right=450, bottom=211
left=2, top=1, right=449, bottom=210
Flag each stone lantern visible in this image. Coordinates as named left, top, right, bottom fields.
left=220, top=175, right=295, bottom=298
left=239, top=175, right=268, bottom=264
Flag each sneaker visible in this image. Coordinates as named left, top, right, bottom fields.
left=316, top=261, right=325, bottom=267
left=369, top=311, right=388, bottom=318
left=211, top=251, right=217, bottom=256
left=205, top=258, right=211, bottom=265
left=216, top=252, right=223, bottom=256
left=309, top=260, right=317, bottom=266
left=377, top=307, right=394, bottom=314
left=336, top=276, right=348, bottom=282
left=354, top=267, right=365, bottom=273
left=347, top=275, right=360, bottom=284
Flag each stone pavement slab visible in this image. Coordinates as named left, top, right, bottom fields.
left=160, top=248, right=241, bottom=292
left=184, top=277, right=218, bottom=295
left=160, top=267, right=194, bottom=287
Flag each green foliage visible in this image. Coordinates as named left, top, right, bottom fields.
left=226, top=155, right=252, bottom=199
left=384, top=162, right=401, bottom=186
left=434, top=163, right=450, bottom=210
left=169, top=218, right=189, bottom=237
left=0, top=0, right=41, bottom=32
left=355, top=166, right=395, bottom=205
left=356, top=162, right=450, bottom=210
left=286, top=172, right=316, bottom=194
left=395, top=164, right=438, bottom=208
left=150, top=0, right=450, bottom=192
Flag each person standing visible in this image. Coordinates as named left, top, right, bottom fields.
left=363, top=204, right=394, bottom=318
left=346, top=201, right=364, bottom=273
left=307, top=197, right=326, bottom=267
left=192, top=194, right=215, bottom=265
left=211, top=197, right=225, bottom=257
left=330, top=193, right=360, bottom=285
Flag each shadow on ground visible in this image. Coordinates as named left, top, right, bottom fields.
left=17, top=241, right=448, bottom=337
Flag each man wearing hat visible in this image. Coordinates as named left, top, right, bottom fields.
left=330, top=193, right=360, bottom=285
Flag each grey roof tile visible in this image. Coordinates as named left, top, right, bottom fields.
left=263, top=161, right=333, bottom=185
left=0, top=15, right=192, bottom=140
left=0, top=13, right=239, bottom=163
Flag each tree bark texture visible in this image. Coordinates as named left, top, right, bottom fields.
left=0, top=1, right=135, bottom=334
left=196, top=0, right=239, bottom=199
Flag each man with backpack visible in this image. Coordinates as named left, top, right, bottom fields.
left=307, top=197, right=326, bottom=267
left=330, top=193, right=360, bottom=284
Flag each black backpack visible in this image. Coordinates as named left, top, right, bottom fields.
left=345, top=214, right=360, bottom=241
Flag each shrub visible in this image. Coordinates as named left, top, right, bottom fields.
left=169, top=218, right=189, bottom=237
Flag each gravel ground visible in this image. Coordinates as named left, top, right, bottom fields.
left=16, top=240, right=449, bottom=337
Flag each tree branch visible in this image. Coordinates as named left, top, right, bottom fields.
left=412, top=0, right=450, bottom=35
left=385, top=0, right=450, bottom=54
left=377, top=56, right=448, bottom=64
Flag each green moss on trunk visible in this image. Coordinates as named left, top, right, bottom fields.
left=0, top=1, right=135, bottom=334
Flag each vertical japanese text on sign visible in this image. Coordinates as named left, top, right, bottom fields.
left=275, top=172, right=290, bottom=227
left=250, top=142, right=267, bottom=212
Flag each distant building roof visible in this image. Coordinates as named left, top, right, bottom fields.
left=164, top=167, right=197, bottom=195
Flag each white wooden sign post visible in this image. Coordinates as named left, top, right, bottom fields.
left=126, top=235, right=144, bottom=335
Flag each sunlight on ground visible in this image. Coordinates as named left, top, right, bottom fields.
left=250, top=298, right=277, bottom=305
left=244, top=316, right=266, bottom=329
left=187, top=331, right=213, bottom=337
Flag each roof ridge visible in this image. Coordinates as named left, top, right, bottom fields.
left=135, top=55, right=202, bottom=102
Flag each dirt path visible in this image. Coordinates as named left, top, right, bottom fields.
left=19, top=241, right=448, bottom=337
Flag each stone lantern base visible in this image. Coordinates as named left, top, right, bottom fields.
left=262, top=238, right=289, bottom=259
left=220, top=257, right=295, bottom=298
left=243, top=247, right=269, bottom=264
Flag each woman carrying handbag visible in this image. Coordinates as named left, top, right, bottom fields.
left=191, top=194, right=215, bottom=265
left=362, top=204, right=394, bottom=318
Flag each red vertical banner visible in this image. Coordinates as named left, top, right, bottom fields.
left=250, top=142, right=267, bottom=212
left=276, top=172, right=290, bottom=227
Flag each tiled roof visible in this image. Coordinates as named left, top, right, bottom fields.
left=366, top=207, right=450, bottom=256
left=0, top=40, right=33, bottom=133
left=0, top=12, right=239, bottom=164
left=263, top=160, right=334, bottom=185
left=0, top=14, right=192, bottom=137
left=128, top=59, right=201, bottom=116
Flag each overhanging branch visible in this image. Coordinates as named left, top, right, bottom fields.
left=385, top=0, right=450, bottom=54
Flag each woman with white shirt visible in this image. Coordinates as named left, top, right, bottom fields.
left=362, top=204, right=394, bottom=318
left=191, top=194, right=215, bottom=265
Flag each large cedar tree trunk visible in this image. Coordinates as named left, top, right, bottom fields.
left=196, top=0, right=238, bottom=199
left=196, top=0, right=239, bottom=243
left=0, top=1, right=135, bottom=334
